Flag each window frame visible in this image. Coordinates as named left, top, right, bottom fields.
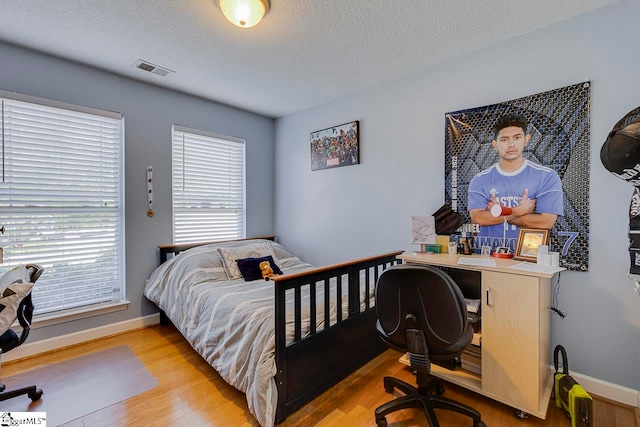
left=0, top=89, right=126, bottom=324
left=171, top=125, right=246, bottom=244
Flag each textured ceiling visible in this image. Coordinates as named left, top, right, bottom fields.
left=0, top=0, right=617, bottom=118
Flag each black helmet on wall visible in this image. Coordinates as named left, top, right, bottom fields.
left=601, top=106, right=640, bottom=186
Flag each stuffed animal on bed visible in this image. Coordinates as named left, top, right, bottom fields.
left=259, top=261, right=278, bottom=280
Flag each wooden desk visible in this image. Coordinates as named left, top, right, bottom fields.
left=398, top=252, right=563, bottom=419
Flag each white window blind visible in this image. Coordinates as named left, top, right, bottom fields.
left=0, top=94, right=124, bottom=315
left=172, top=126, right=245, bottom=244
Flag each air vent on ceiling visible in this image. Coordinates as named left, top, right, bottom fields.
left=133, top=60, right=174, bottom=77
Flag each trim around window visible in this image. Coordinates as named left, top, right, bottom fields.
left=31, top=300, right=130, bottom=329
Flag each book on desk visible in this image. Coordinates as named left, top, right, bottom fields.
left=461, top=333, right=482, bottom=375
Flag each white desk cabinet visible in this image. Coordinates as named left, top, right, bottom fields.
left=397, top=252, right=561, bottom=419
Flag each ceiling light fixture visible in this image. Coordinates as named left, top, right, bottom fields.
left=217, top=0, right=270, bottom=28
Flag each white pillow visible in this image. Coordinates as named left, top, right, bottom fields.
left=0, top=265, right=31, bottom=294
left=218, top=242, right=278, bottom=280
left=0, top=282, right=33, bottom=333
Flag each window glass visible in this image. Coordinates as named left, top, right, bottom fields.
left=172, top=126, right=245, bottom=243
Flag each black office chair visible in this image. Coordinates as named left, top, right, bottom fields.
left=374, top=264, right=484, bottom=427
left=0, top=263, right=44, bottom=402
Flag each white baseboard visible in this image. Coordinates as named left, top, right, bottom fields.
left=2, top=313, right=161, bottom=363
left=4, top=315, right=638, bottom=411
left=569, top=370, right=640, bottom=410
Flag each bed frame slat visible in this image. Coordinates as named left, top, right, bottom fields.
left=294, top=287, right=302, bottom=341
left=324, top=278, right=330, bottom=327
left=309, top=282, right=316, bottom=335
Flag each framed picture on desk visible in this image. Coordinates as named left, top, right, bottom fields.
left=514, top=228, right=550, bottom=262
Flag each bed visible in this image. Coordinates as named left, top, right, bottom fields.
left=144, top=236, right=402, bottom=426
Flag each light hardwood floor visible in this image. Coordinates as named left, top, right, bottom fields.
left=2, top=325, right=638, bottom=427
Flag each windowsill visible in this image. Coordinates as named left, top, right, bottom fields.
left=30, top=300, right=130, bottom=329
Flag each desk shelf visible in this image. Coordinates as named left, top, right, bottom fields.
left=399, top=352, right=482, bottom=389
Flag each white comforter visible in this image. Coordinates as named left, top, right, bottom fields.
left=144, top=240, right=367, bottom=426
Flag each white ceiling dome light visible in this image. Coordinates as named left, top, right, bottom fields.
left=217, top=0, right=270, bottom=28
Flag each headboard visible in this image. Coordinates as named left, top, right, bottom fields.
left=158, top=235, right=276, bottom=264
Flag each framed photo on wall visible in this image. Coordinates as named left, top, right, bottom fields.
left=310, top=121, right=359, bottom=171
left=514, top=228, right=550, bottom=262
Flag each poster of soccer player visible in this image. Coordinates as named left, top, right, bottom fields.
left=444, top=82, right=590, bottom=271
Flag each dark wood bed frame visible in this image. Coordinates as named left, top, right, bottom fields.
left=156, top=236, right=403, bottom=424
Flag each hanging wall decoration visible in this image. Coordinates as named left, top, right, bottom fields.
left=310, top=121, right=359, bottom=171
left=146, top=164, right=154, bottom=217
left=444, top=82, right=591, bottom=271
left=600, top=106, right=640, bottom=295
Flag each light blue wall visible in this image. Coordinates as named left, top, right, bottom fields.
left=275, top=0, right=640, bottom=390
left=0, top=41, right=275, bottom=342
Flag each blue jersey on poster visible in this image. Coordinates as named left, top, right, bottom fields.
left=468, top=160, right=563, bottom=250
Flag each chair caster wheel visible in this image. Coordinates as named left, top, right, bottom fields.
left=376, top=417, right=387, bottom=427
left=474, top=421, right=486, bottom=427
left=28, top=389, right=43, bottom=401
left=515, top=409, right=528, bottom=419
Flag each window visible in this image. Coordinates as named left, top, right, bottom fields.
left=172, top=125, right=245, bottom=244
left=0, top=91, right=124, bottom=316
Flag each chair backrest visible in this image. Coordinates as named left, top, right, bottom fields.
left=0, top=264, right=44, bottom=353
left=375, top=264, right=470, bottom=358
